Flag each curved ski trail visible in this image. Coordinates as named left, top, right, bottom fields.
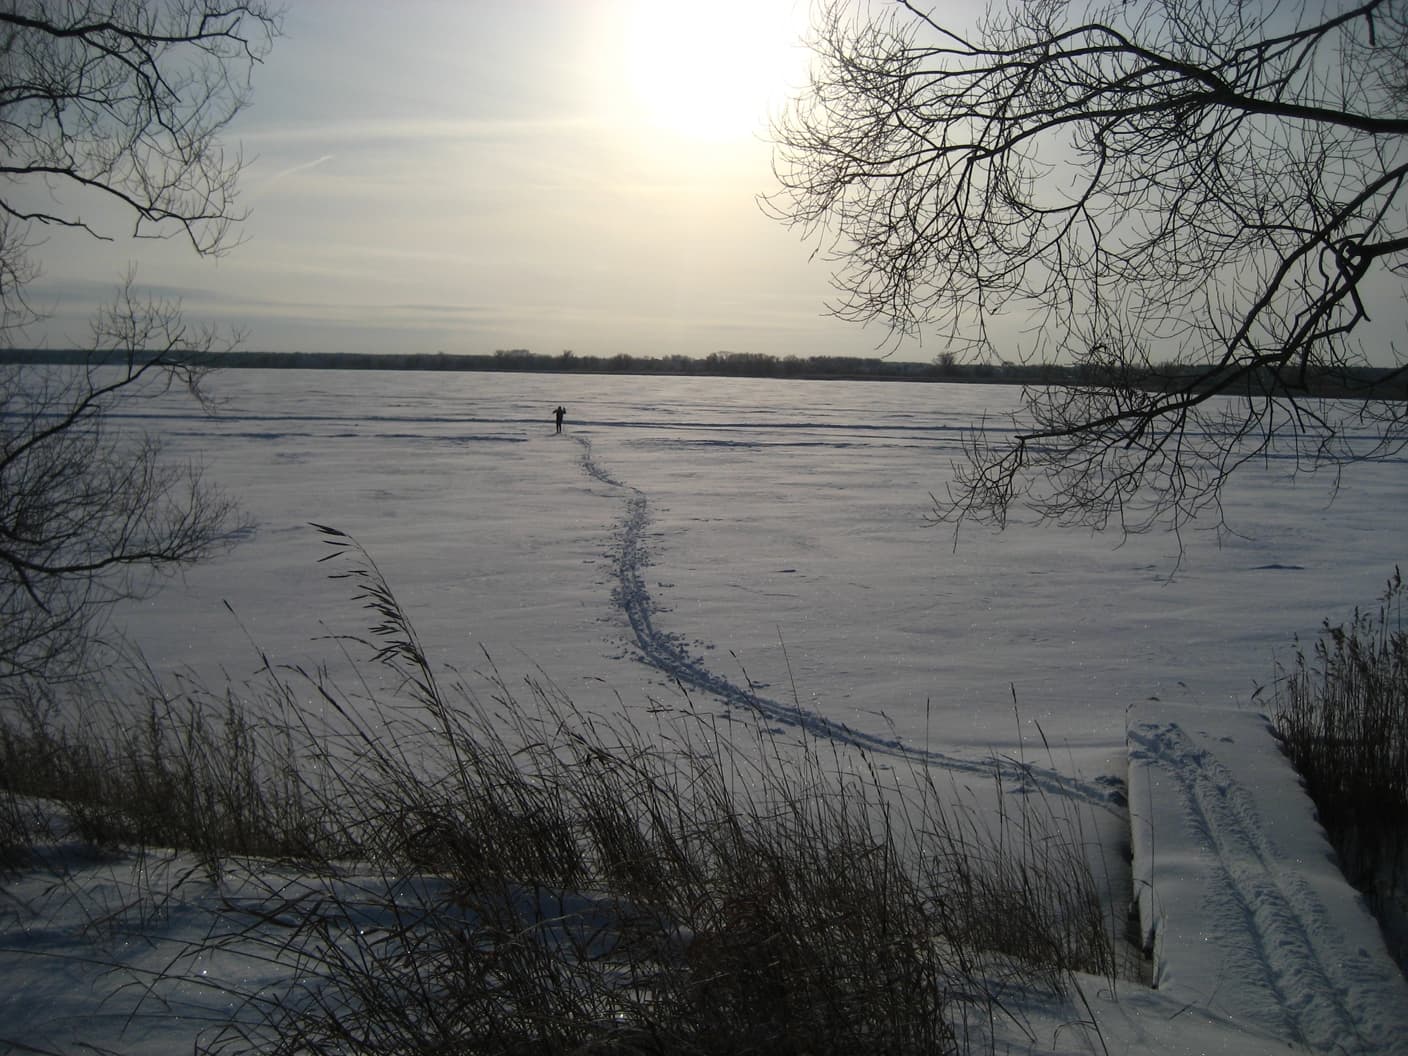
left=574, top=435, right=1121, bottom=810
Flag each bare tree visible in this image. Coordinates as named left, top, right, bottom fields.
left=769, top=0, right=1408, bottom=539
left=1, top=1, right=278, bottom=269
left=1, top=280, right=250, bottom=684
left=0, top=1, right=277, bottom=687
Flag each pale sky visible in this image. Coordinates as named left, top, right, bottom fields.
left=21, top=0, right=951, bottom=362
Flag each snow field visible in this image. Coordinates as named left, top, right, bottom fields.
left=1128, top=703, right=1408, bottom=1053
left=5, top=366, right=1403, bottom=1054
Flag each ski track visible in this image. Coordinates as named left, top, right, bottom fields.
left=573, top=434, right=1123, bottom=811
left=1129, top=720, right=1402, bottom=1055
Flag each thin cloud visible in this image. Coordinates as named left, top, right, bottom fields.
left=239, top=116, right=598, bottom=149
left=261, top=153, right=336, bottom=187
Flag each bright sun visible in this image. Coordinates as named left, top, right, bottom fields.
left=615, top=1, right=812, bottom=143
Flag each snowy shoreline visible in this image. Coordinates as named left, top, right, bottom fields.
left=3, top=369, right=1404, bottom=1053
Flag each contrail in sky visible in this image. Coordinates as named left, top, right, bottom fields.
left=262, top=154, right=336, bottom=188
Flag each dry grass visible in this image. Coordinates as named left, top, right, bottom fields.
left=1273, top=566, right=1407, bottom=969
left=0, top=669, right=338, bottom=870
left=1, top=527, right=1125, bottom=1055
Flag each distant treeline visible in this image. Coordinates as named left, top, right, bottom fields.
left=4, top=346, right=1403, bottom=398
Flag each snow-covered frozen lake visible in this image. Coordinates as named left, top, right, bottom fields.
left=13, top=366, right=1407, bottom=1056
left=116, top=368, right=1404, bottom=777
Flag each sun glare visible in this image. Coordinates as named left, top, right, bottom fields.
left=615, top=1, right=811, bottom=143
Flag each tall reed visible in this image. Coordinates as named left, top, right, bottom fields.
left=2, top=526, right=1125, bottom=1054
left=1273, top=567, right=1407, bottom=967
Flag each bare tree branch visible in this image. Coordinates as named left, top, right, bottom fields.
left=769, top=0, right=1408, bottom=539
left=1, top=275, right=253, bottom=685
left=0, top=1, right=277, bottom=690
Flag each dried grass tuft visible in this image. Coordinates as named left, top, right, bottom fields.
left=1273, top=566, right=1408, bottom=969
left=2, top=527, right=1127, bottom=1055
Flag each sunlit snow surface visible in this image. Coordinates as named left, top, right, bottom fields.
left=6, top=369, right=1406, bottom=1054
left=116, top=370, right=1403, bottom=753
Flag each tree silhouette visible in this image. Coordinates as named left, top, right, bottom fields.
left=0, top=2, right=277, bottom=688
left=770, top=0, right=1408, bottom=538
